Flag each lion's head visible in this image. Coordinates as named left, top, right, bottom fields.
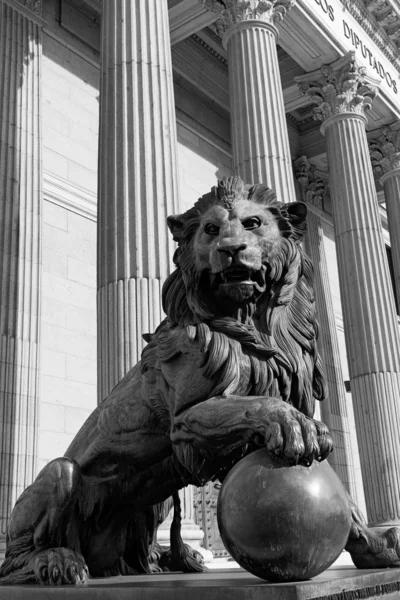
left=162, top=176, right=326, bottom=418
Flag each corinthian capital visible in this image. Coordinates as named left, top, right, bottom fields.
left=295, top=52, right=378, bottom=122
left=12, top=0, right=42, bottom=16
left=210, top=0, right=295, bottom=36
left=369, top=124, right=400, bottom=175
left=294, top=156, right=328, bottom=211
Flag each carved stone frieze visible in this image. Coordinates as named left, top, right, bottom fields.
left=369, top=124, right=400, bottom=175
left=294, top=156, right=328, bottom=211
left=360, top=0, right=400, bottom=48
left=338, top=1, right=400, bottom=73
left=207, top=0, right=295, bottom=36
left=13, top=0, right=42, bottom=16
left=296, top=52, right=378, bottom=123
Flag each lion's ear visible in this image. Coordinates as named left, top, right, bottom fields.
left=167, top=215, right=184, bottom=242
left=285, top=202, right=307, bottom=240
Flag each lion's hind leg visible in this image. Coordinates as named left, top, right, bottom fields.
left=158, top=491, right=206, bottom=573
left=0, top=457, right=88, bottom=585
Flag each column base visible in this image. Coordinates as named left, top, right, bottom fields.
left=368, top=521, right=400, bottom=530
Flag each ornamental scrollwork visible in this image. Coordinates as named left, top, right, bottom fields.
left=294, top=156, right=328, bottom=211
left=296, top=52, right=378, bottom=122
left=369, top=124, right=400, bottom=175
left=204, top=0, right=295, bottom=37
left=14, top=0, right=42, bottom=15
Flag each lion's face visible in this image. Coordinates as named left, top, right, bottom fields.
left=165, top=177, right=308, bottom=322
left=193, top=199, right=282, bottom=304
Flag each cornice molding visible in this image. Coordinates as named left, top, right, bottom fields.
left=191, top=33, right=228, bottom=66
left=358, top=0, right=400, bottom=48
left=172, top=36, right=229, bottom=110
left=339, top=0, right=400, bottom=72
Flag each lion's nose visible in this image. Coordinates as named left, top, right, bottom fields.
left=217, top=242, right=247, bottom=256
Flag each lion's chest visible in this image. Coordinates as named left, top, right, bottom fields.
left=157, top=324, right=277, bottom=416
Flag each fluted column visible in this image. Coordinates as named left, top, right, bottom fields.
left=370, top=125, right=400, bottom=306
left=97, top=0, right=179, bottom=401
left=211, top=0, right=296, bottom=199
left=297, top=52, right=400, bottom=527
left=97, top=0, right=206, bottom=558
left=0, top=0, right=43, bottom=547
left=294, top=157, right=360, bottom=503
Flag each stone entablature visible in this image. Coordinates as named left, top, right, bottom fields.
left=359, top=0, right=400, bottom=48
left=338, top=0, right=400, bottom=71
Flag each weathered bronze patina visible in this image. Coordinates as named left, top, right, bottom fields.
left=0, top=177, right=398, bottom=585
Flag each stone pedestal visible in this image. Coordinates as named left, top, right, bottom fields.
left=294, top=157, right=361, bottom=507
left=0, top=0, right=43, bottom=547
left=97, top=0, right=179, bottom=402
left=297, top=53, right=400, bottom=527
left=2, top=568, right=400, bottom=599
left=215, top=0, right=296, bottom=200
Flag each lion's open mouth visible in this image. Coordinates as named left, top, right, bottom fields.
left=209, top=266, right=267, bottom=304
left=216, top=266, right=266, bottom=292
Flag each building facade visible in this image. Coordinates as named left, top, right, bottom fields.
left=1, top=0, right=400, bottom=559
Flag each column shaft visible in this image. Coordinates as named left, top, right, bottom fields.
left=324, top=113, right=400, bottom=526
left=381, top=169, right=400, bottom=306
left=226, top=21, right=295, bottom=199
left=305, top=211, right=359, bottom=503
left=97, top=0, right=179, bottom=401
left=0, top=0, right=42, bottom=535
left=97, top=0, right=206, bottom=554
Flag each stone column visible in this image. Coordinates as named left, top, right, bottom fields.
left=212, top=0, right=296, bottom=200
left=369, top=125, right=400, bottom=306
left=97, top=0, right=206, bottom=559
left=97, top=0, right=179, bottom=402
left=296, top=52, right=400, bottom=527
left=294, top=157, right=361, bottom=506
left=0, top=0, right=43, bottom=554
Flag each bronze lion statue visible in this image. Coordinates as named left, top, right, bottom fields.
left=1, top=176, right=399, bottom=585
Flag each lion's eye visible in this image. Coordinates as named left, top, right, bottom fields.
left=242, top=217, right=261, bottom=230
left=204, top=223, right=220, bottom=236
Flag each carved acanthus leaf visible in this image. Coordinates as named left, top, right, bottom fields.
left=296, top=52, right=378, bottom=122
left=294, top=156, right=328, bottom=211
left=209, top=0, right=295, bottom=36
left=369, top=124, right=400, bottom=175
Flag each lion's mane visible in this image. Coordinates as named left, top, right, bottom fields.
left=161, top=179, right=326, bottom=418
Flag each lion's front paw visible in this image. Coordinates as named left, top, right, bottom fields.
left=265, top=406, right=333, bottom=465
left=34, top=548, right=88, bottom=585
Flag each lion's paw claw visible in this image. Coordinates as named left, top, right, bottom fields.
left=34, top=548, right=88, bottom=585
